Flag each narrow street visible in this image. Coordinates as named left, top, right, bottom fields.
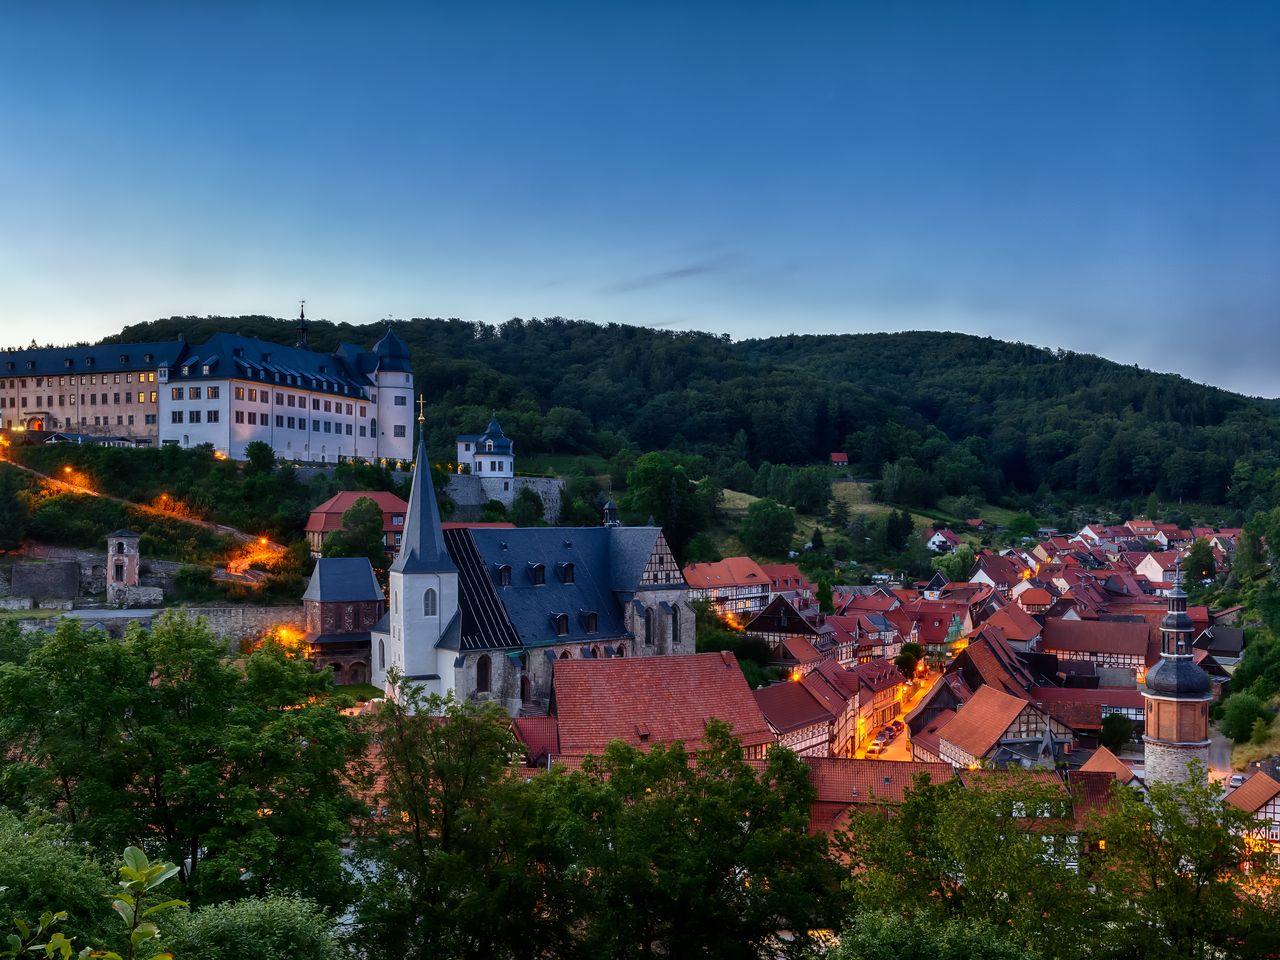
left=854, top=668, right=942, bottom=761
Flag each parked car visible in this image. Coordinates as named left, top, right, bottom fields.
left=1229, top=774, right=1246, bottom=788
left=890, top=719, right=905, bottom=734
left=865, top=743, right=885, bottom=757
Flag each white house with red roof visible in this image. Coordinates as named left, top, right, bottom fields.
left=682, top=556, right=771, bottom=616
left=926, top=527, right=962, bottom=552
left=1226, top=771, right=1280, bottom=853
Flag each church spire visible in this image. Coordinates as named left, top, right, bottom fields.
left=390, top=394, right=456, bottom=575
left=295, top=300, right=309, bottom=349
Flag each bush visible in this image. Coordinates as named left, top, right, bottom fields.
left=1220, top=693, right=1267, bottom=743
left=160, top=895, right=343, bottom=960
left=1100, top=714, right=1135, bottom=753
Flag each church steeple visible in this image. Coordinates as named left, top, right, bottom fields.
left=295, top=301, right=308, bottom=349
left=390, top=395, right=456, bottom=575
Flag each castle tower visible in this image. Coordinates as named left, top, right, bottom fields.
left=370, top=325, right=414, bottom=464
left=1141, top=566, right=1212, bottom=785
left=372, top=398, right=459, bottom=700
left=106, top=529, right=141, bottom=605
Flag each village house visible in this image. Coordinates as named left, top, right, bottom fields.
left=300, top=557, right=386, bottom=685
left=760, top=562, right=814, bottom=599
left=929, top=685, right=1073, bottom=770
left=925, top=527, right=961, bottom=552
left=682, top=556, right=771, bottom=618
left=306, top=490, right=409, bottom=555
left=803, top=757, right=955, bottom=833
left=1225, top=771, right=1280, bottom=854
left=851, top=659, right=907, bottom=734
left=1037, top=618, right=1153, bottom=681
left=743, top=594, right=831, bottom=673
left=753, top=680, right=834, bottom=757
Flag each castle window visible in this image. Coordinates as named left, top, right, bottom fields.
left=560, top=562, right=575, bottom=584
left=671, top=607, right=681, bottom=646
left=115, top=542, right=125, bottom=554
left=583, top=611, right=598, bottom=633
left=644, top=608, right=654, bottom=645
left=476, top=654, right=491, bottom=693
left=529, top=563, right=546, bottom=586
left=553, top=613, right=569, bottom=637
left=423, top=588, right=438, bottom=617
left=379, top=639, right=386, bottom=670
left=497, top=564, right=512, bottom=586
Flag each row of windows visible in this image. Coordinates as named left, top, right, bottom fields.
left=475, top=459, right=507, bottom=473
left=229, top=411, right=369, bottom=435
left=16, top=414, right=157, bottom=429
left=170, top=386, right=221, bottom=400
left=225, top=386, right=372, bottom=416
left=496, top=561, right=576, bottom=587
left=179, top=362, right=371, bottom=396
left=5, top=391, right=159, bottom=409
left=3, top=373, right=157, bottom=389
left=170, top=410, right=221, bottom=424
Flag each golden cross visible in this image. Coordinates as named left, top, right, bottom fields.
left=417, top=394, right=426, bottom=422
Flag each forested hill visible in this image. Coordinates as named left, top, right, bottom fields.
left=107, top=315, right=1280, bottom=505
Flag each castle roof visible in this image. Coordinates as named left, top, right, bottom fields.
left=371, top=326, right=412, bottom=373
left=303, top=557, right=384, bottom=603
left=0, top=340, right=184, bottom=377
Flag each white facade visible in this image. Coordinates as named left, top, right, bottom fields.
left=375, top=565, right=462, bottom=699
left=157, top=371, right=414, bottom=463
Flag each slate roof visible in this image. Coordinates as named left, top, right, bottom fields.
left=302, top=557, right=384, bottom=603
left=391, top=436, right=457, bottom=576
left=1193, top=626, right=1245, bottom=658
left=457, top=414, right=513, bottom=455
left=1225, top=771, right=1280, bottom=814
left=550, top=652, right=773, bottom=755
left=937, top=685, right=1030, bottom=759
left=753, top=681, right=834, bottom=733
left=0, top=340, right=184, bottom=377
left=165, top=331, right=373, bottom=395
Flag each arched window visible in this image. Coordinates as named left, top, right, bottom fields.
left=584, top=612, right=598, bottom=633
left=671, top=606, right=681, bottom=647
left=497, top=564, right=512, bottom=586
left=560, top=562, right=575, bottom=584
left=530, top=563, right=546, bottom=586
left=476, top=654, right=491, bottom=693
left=554, top=613, right=569, bottom=637
left=644, top=607, right=654, bottom=646
left=379, top=639, right=386, bottom=670
left=559, top=650, right=570, bottom=659
left=115, top=542, right=125, bottom=555
left=615, top=644, right=625, bottom=657
left=423, top=588, right=438, bottom=617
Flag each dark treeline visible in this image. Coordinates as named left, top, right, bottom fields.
left=107, top=315, right=1280, bottom=504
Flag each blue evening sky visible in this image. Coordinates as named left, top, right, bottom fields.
left=1, top=2, right=1278, bottom=395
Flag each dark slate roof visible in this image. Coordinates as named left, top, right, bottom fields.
left=1144, top=657, right=1212, bottom=697
left=458, top=413, right=513, bottom=455
left=1193, top=626, right=1245, bottom=657
left=108, top=529, right=140, bottom=539
left=165, top=332, right=372, bottom=396
left=607, top=527, right=665, bottom=592
left=464, top=527, right=645, bottom=648
left=390, top=437, right=457, bottom=575
left=441, top=528, right=522, bottom=652
left=0, top=341, right=184, bottom=377
left=371, top=326, right=412, bottom=373
left=303, top=558, right=384, bottom=603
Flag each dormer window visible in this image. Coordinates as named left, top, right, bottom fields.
left=201, top=364, right=210, bottom=375
left=529, top=563, right=546, bottom=586
left=486, top=441, right=494, bottom=452
left=559, top=562, right=575, bottom=584
left=25, top=361, right=34, bottom=370
left=496, top=563, right=512, bottom=586
left=553, top=613, right=569, bottom=637
left=181, top=366, right=190, bottom=376
left=119, top=354, right=128, bottom=363
left=582, top=611, right=598, bottom=633
left=64, top=358, right=72, bottom=368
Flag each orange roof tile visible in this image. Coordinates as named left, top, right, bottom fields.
left=754, top=681, right=833, bottom=733
left=551, top=652, right=774, bottom=756
left=682, top=557, right=769, bottom=589
left=305, top=490, right=409, bottom=535
left=1225, top=771, right=1280, bottom=814
left=937, top=685, right=1030, bottom=759
left=1078, top=745, right=1135, bottom=783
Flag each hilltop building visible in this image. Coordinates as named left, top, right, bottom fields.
left=372, top=405, right=693, bottom=714
left=445, top=413, right=564, bottom=521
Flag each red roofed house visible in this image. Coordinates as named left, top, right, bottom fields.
left=803, top=757, right=954, bottom=833
left=1078, top=745, right=1137, bottom=786
left=830, top=451, right=850, bottom=466
left=306, top=490, right=409, bottom=555
left=682, top=556, right=771, bottom=617
left=926, top=528, right=961, bottom=553
left=934, top=685, right=1071, bottom=769
left=760, top=563, right=815, bottom=599
left=1225, top=771, right=1280, bottom=853
left=801, top=659, right=863, bottom=757
left=1134, top=551, right=1181, bottom=589
left=753, top=680, right=834, bottom=756
left=852, top=659, right=907, bottom=736
left=744, top=594, right=829, bottom=670
left=1038, top=619, right=1151, bottom=679
left=969, top=551, right=1030, bottom=597
left=529, top=651, right=775, bottom=763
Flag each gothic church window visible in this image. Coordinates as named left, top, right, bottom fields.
left=476, top=655, right=491, bottom=693
left=424, top=588, right=438, bottom=617
left=379, top=639, right=386, bottom=670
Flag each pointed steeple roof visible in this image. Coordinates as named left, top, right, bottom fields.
left=390, top=400, right=456, bottom=576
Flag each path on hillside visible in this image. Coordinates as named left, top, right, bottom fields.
left=1, top=456, right=285, bottom=576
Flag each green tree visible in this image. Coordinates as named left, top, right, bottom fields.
left=0, top=466, right=29, bottom=551
left=160, top=895, right=342, bottom=960
left=322, top=495, right=389, bottom=572
left=811, top=526, right=826, bottom=552
left=1220, top=692, right=1266, bottom=742
left=829, top=496, right=850, bottom=528
left=817, top=578, right=834, bottom=614
left=620, top=452, right=716, bottom=558
left=1183, top=537, right=1217, bottom=583
left=827, top=911, right=1039, bottom=960
left=1235, top=526, right=1264, bottom=583
left=930, top=544, right=975, bottom=583
left=510, top=486, right=546, bottom=526
left=739, top=498, right=797, bottom=557
left=1006, top=512, right=1037, bottom=540
left=1251, top=716, right=1272, bottom=745
left=1099, top=713, right=1134, bottom=752
left=549, top=720, right=839, bottom=958
left=0, top=615, right=362, bottom=909
left=1089, top=765, right=1280, bottom=957
left=244, top=440, right=276, bottom=475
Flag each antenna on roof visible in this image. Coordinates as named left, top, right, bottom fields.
left=295, top=300, right=308, bottom=349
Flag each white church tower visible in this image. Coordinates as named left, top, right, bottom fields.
left=372, top=397, right=461, bottom=699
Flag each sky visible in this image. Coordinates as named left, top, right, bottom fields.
left=1, top=2, right=1278, bottom=395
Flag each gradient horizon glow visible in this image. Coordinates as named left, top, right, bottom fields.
left=1, top=3, right=1277, bottom=395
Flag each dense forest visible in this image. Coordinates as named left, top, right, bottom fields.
left=103, top=314, right=1280, bottom=507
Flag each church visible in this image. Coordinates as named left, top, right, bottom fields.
left=372, top=406, right=694, bottom=714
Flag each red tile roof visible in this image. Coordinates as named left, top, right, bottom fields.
left=760, top=563, right=813, bottom=594
left=1067, top=769, right=1118, bottom=826
left=804, top=756, right=955, bottom=832
left=1078, top=745, right=1135, bottom=784
left=830, top=452, right=850, bottom=464
left=1040, top=619, right=1149, bottom=658
left=1225, top=771, right=1280, bottom=814
left=512, top=715, right=559, bottom=763
left=983, top=604, right=1042, bottom=644
left=937, top=685, right=1030, bottom=759
left=852, top=659, right=905, bottom=694
left=682, top=557, right=769, bottom=590
left=551, top=652, right=774, bottom=756
left=1029, top=686, right=1146, bottom=710
left=753, top=681, right=834, bottom=733
left=305, top=490, right=410, bottom=535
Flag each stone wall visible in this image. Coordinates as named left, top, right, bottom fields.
left=10, top=562, right=81, bottom=601
left=185, top=605, right=305, bottom=644
left=1142, top=737, right=1211, bottom=785
left=446, top=475, right=565, bottom=524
